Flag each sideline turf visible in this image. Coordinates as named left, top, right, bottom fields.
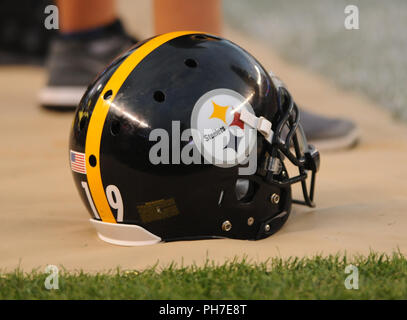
left=1, top=252, right=406, bottom=299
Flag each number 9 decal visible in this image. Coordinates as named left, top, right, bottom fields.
left=81, top=182, right=124, bottom=222
left=105, top=185, right=124, bottom=222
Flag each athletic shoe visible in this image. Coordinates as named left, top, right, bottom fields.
left=300, top=109, right=359, bottom=151
left=39, top=20, right=135, bottom=110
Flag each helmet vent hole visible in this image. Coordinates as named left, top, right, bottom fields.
left=110, top=120, right=121, bottom=136
left=193, top=34, right=207, bottom=40
left=103, top=90, right=113, bottom=100
left=184, top=58, right=197, bottom=68
left=89, top=155, right=97, bottom=167
left=153, top=91, right=165, bottom=103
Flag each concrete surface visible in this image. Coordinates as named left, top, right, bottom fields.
left=0, top=0, right=406, bottom=272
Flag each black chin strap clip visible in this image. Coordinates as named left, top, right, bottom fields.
left=256, top=211, right=289, bottom=240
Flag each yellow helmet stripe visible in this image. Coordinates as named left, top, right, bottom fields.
left=85, top=31, right=203, bottom=223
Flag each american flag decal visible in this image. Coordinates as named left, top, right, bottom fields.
left=70, top=150, right=87, bottom=174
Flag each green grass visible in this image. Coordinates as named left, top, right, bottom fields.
left=1, top=252, right=406, bottom=299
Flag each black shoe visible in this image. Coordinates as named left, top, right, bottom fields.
left=300, top=109, right=359, bottom=151
left=39, top=20, right=136, bottom=110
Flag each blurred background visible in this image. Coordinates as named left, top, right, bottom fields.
left=224, top=0, right=407, bottom=121
left=1, top=0, right=406, bottom=121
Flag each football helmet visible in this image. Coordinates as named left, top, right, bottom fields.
left=69, top=31, right=320, bottom=246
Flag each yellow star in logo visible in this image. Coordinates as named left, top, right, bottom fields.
left=209, top=101, right=229, bottom=124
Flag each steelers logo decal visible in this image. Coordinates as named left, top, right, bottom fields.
left=191, top=89, right=257, bottom=167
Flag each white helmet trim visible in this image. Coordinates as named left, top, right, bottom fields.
left=89, top=219, right=162, bottom=246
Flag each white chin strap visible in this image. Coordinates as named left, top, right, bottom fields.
left=240, top=108, right=274, bottom=143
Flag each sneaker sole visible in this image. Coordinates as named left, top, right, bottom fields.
left=39, top=86, right=86, bottom=110
left=308, top=127, right=360, bottom=152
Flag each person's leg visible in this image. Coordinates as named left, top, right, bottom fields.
left=57, top=0, right=117, bottom=33
left=153, top=0, right=222, bottom=35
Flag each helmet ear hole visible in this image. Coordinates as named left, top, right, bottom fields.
left=235, top=179, right=258, bottom=203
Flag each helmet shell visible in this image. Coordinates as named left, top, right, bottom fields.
left=70, top=32, right=291, bottom=242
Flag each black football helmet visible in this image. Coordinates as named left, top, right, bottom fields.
left=69, top=31, right=320, bottom=246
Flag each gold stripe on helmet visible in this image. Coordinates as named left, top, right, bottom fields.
left=85, top=31, right=203, bottom=223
